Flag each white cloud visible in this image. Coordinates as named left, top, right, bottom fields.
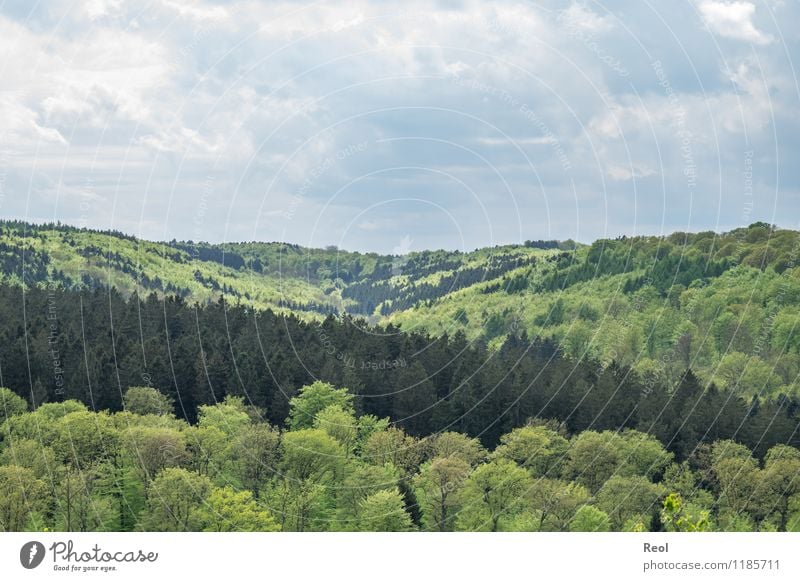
left=698, top=1, right=773, bottom=44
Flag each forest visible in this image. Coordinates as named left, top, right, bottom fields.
left=1, top=220, right=799, bottom=531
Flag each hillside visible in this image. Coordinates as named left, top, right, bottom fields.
left=1, top=219, right=799, bottom=396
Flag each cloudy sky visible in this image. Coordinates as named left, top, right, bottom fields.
left=0, top=0, right=798, bottom=252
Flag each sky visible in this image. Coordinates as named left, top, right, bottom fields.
left=0, top=0, right=798, bottom=253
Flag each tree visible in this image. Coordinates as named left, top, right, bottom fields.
left=493, top=425, right=569, bottom=477
left=123, top=387, right=174, bottom=416
left=0, top=438, right=57, bottom=481
left=618, top=430, right=673, bottom=481
left=198, top=396, right=251, bottom=436
left=231, top=423, right=280, bottom=498
left=596, top=475, right=665, bottom=530
left=569, top=505, right=611, bottom=532
left=0, top=465, right=47, bottom=531
left=455, top=459, right=532, bottom=532
left=428, top=431, right=486, bottom=466
left=288, top=381, right=354, bottom=430
left=54, top=411, right=119, bottom=468
left=529, top=478, right=591, bottom=531
left=0, top=387, right=27, bottom=423
left=565, top=431, right=622, bottom=492
left=710, top=441, right=761, bottom=517
left=192, top=487, right=280, bottom=531
left=362, top=427, right=424, bottom=475
left=139, top=468, right=212, bottom=531
left=357, top=488, right=413, bottom=531
left=315, top=405, right=358, bottom=456
left=55, top=466, right=113, bottom=532
left=660, top=492, right=712, bottom=532
left=277, top=429, right=344, bottom=531
left=413, top=456, right=471, bottom=531
left=759, top=445, right=800, bottom=530
left=123, top=426, right=188, bottom=490
left=334, top=461, right=399, bottom=531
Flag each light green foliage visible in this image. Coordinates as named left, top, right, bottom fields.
left=192, top=487, right=280, bottom=531
left=0, top=465, right=48, bottom=531
left=0, top=387, right=28, bottom=423
left=357, top=488, right=414, bottom=531
left=413, top=456, right=471, bottom=531
left=710, top=440, right=761, bottom=517
left=428, top=431, right=486, bottom=466
left=334, top=462, right=399, bottom=531
left=139, top=468, right=212, bottom=531
left=455, top=459, right=533, bottom=532
left=277, top=429, right=345, bottom=531
left=492, top=425, right=569, bottom=477
left=359, top=488, right=413, bottom=532
left=529, top=478, right=591, bottom=531
left=123, top=426, right=188, bottom=486
left=661, top=493, right=713, bottom=532
left=0, top=438, right=57, bottom=481
left=569, top=505, right=611, bottom=532
left=617, top=430, right=673, bottom=480
left=288, top=381, right=354, bottom=430
left=231, top=423, right=280, bottom=498
left=565, top=431, right=622, bottom=492
left=123, top=387, right=174, bottom=416
left=198, top=396, right=252, bottom=436
left=55, top=466, right=114, bottom=532
left=55, top=411, right=119, bottom=467
left=362, top=427, right=425, bottom=475
left=315, top=404, right=359, bottom=455
left=596, top=475, right=665, bottom=530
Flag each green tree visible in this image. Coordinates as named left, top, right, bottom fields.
left=315, top=404, right=359, bottom=456
left=565, top=431, right=622, bottom=492
left=455, top=459, right=532, bottom=532
left=596, top=475, right=664, bottom=530
left=428, top=431, right=486, bottom=466
left=277, top=429, right=344, bottom=531
left=333, top=461, right=399, bottom=531
left=529, top=478, right=591, bottom=531
left=0, top=387, right=27, bottom=423
left=231, top=423, right=280, bottom=498
left=123, top=387, right=174, bottom=416
left=569, top=505, right=611, bottom=532
left=0, top=465, right=47, bottom=531
left=493, top=425, right=569, bottom=477
left=192, top=486, right=280, bottom=531
left=139, top=468, right=212, bottom=531
left=660, top=492, right=712, bottom=532
left=357, top=488, right=413, bottom=531
left=759, top=445, right=800, bottom=530
left=413, top=456, right=471, bottom=531
left=288, top=381, right=354, bottom=430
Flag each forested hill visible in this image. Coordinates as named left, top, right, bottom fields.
left=0, top=282, right=798, bottom=460
left=2, top=219, right=800, bottom=396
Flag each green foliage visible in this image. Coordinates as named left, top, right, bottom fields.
left=123, top=387, right=174, bottom=416
left=192, top=487, right=280, bottom=531
left=288, top=382, right=355, bottom=430
left=0, top=465, right=48, bottom=531
left=569, top=505, right=611, bottom=532
left=357, top=488, right=414, bottom=531
left=0, top=387, right=28, bottom=423
left=139, top=468, right=212, bottom=531
left=455, top=459, right=533, bottom=532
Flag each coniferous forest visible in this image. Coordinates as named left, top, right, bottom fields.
left=1, top=221, right=800, bottom=531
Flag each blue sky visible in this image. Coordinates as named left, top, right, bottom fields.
left=0, top=0, right=798, bottom=253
